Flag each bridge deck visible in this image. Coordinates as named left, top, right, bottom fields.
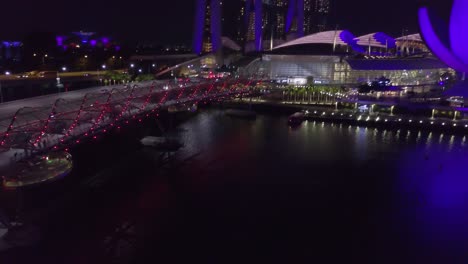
left=0, top=78, right=256, bottom=172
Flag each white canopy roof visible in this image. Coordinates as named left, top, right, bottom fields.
left=355, top=33, right=385, bottom=48
left=395, top=34, right=423, bottom=42
left=274, top=30, right=352, bottom=50
left=221, top=37, right=241, bottom=51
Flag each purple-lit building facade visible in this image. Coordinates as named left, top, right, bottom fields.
left=50, top=31, right=125, bottom=71
left=55, top=31, right=120, bottom=52
left=286, top=0, right=305, bottom=40
left=193, top=0, right=222, bottom=54
left=0, top=42, right=22, bottom=62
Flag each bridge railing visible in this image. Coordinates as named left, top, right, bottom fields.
left=0, top=78, right=259, bottom=152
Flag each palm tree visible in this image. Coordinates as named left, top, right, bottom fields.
left=284, top=87, right=291, bottom=102
left=299, top=87, right=307, bottom=104
left=306, top=86, right=312, bottom=104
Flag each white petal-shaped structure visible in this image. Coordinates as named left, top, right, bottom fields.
left=221, top=37, right=241, bottom=51
left=450, top=0, right=468, bottom=65
left=355, top=32, right=396, bottom=49
left=419, top=7, right=468, bottom=72
left=273, top=30, right=354, bottom=50
left=395, top=34, right=423, bottom=42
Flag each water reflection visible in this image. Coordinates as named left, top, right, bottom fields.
left=17, top=109, right=468, bottom=262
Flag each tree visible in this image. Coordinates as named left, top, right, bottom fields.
left=135, top=74, right=155, bottom=82
left=105, top=71, right=131, bottom=84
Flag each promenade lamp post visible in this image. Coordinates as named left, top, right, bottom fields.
left=56, top=66, right=67, bottom=94
left=98, top=65, right=106, bottom=84
left=41, top=54, right=48, bottom=65
left=148, top=63, right=156, bottom=74
left=0, top=72, right=10, bottom=103
left=0, top=80, right=3, bottom=103
left=83, top=55, right=89, bottom=71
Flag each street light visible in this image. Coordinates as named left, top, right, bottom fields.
left=62, top=67, right=67, bottom=72
left=0, top=80, right=3, bottom=103
left=5, top=71, right=10, bottom=75
left=102, top=65, right=106, bottom=69
left=130, top=64, right=135, bottom=68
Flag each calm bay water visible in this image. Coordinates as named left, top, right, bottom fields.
left=2, top=109, right=468, bottom=263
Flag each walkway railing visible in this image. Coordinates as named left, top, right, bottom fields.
left=0, top=78, right=257, bottom=154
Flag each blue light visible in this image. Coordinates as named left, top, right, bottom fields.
left=286, top=0, right=304, bottom=37
left=419, top=1, right=468, bottom=73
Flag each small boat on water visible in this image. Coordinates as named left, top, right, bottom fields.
left=225, top=109, right=257, bottom=119
left=140, top=136, right=183, bottom=152
left=288, top=112, right=305, bottom=126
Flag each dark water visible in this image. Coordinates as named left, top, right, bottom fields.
left=2, top=109, right=468, bottom=263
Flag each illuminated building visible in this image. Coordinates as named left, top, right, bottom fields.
left=314, top=0, right=330, bottom=32
left=241, top=30, right=451, bottom=86
left=244, top=0, right=263, bottom=52
left=286, top=0, right=304, bottom=40
left=0, top=42, right=22, bottom=62
left=303, top=0, right=313, bottom=35
left=55, top=32, right=120, bottom=51
left=193, top=0, right=222, bottom=55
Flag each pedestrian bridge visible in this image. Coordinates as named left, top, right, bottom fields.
left=0, top=78, right=258, bottom=157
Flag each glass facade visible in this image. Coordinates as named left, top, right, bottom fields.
left=241, top=54, right=453, bottom=86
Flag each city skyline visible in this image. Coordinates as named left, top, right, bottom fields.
left=1, top=0, right=452, bottom=45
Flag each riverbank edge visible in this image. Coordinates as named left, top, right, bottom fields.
left=213, top=100, right=468, bottom=135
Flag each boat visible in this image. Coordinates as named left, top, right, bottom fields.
left=225, top=109, right=257, bottom=119
left=288, top=112, right=305, bottom=126
left=140, top=136, right=183, bottom=152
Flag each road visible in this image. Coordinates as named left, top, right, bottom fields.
left=0, top=70, right=126, bottom=81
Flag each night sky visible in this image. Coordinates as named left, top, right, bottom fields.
left=1, top=0, right=453, bottom=44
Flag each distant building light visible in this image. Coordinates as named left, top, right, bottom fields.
left=102, top=65, right=106, bottom=69
left=84, top=55, right=88, bottom=58
left=62, top=67, right=67, bottom=71
left=130, top=64, right=135, bottom=68
left=5, top=71, right=11, bottom=75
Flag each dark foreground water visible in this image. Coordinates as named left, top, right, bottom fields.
left=2, top=109, right=468, bottom=263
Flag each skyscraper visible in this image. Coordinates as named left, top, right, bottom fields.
left=193, top=0, right=222, bottom=54
left=264, top=0, right=288, bottom=46
left=314, top=0, right=330, bottom=32
left=303, top=0, right=313, bottom=35
left=244, top=0, right=264, bottom=52
left=285, top=0, right=305, bottom=39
